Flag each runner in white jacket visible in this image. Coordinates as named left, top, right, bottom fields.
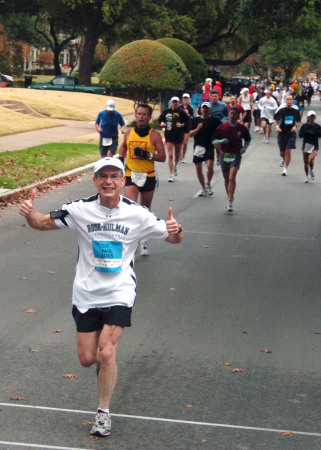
left=258, top=89, right=278, bottom=143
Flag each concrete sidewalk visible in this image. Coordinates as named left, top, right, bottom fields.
left=0, top=114, right=136, bottom=153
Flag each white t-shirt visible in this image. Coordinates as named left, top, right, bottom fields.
left=53, top=194, right=168, bottom=309
left=258, top=96, right=278, bottom=121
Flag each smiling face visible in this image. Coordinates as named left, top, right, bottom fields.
left=93, top=166, right=125, bottom=208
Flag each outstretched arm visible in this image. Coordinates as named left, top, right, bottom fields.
left=19, top=189, right=59, bottom=231
left=165, top=207, right=183, bottom=244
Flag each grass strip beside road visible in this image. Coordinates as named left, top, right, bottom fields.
left=0, top=143, right=99, bottom=189
left=0, top=107, right=62, bottom=136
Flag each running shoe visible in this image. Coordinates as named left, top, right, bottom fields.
left=266, top=138, right=270, bottom=143
left=280, top=158, right=285, bottom=167
left=197, top=188, right=208, bottom=197
left=217, top=159, right=221, bottom=166
left=282, top=168, right=287, bottom=176
left=226, top=202, right=233, bottom=213
left=207, top=184, right=214, bottom=196
left=139, top=240, right=149, bottom=256
left=90, top=410, right=111, bottom=437
left=304, top=175, right=309, bottom=183
left=181, top=157, right=186, bottom=163
left=309, top=169, right=315, bottom=180
left=168, top=174, right=174, bottom=182
left=174, top=165, right=178, bottom=176
left=262, top=136, right=267, bottom=143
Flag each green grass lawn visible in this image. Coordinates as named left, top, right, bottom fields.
left=0, top=143, right=100, bottom=189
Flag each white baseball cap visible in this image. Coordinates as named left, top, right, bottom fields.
left=106, top=99, right=115, bottom=111
left=201, top=102, right=211, bottom=108
left=171, top=96, right=180, bottom=102
left=307, top=110, right=316, bottom=117
left=94, top=157, right=125, bottom=175
left=182, top=93, right=190, bottom=98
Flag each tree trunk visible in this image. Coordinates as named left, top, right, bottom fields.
left=78, top=31, right=98, bottom=85
left=53, top=50, right=62, bottom=76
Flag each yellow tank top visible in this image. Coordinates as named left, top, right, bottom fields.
left=125, top=128, right=156, bottom=177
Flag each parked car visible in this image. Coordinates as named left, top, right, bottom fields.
left=0, top=74, right=14, bottom=87
left=29, top=75, right=107, bottom=95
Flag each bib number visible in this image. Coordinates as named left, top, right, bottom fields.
left=92, top=241, right=123, bottom=273
left=304, top=144, right=315, bottom=154
left=102, top=137, right=113, bottom=146
left=193, top=145, right=206, bottom=157
left=131, top=171, right=147, bottom=187
left=223, top=153, right=236, bottom=162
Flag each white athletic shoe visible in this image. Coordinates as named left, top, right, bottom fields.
left=309, top=169, right=315, bottom=180
left=90, top=410, right=111, bottom=437
left=282, top=168, right=287, bottom=176
left=262, top=136, right=267, bottom=143
left=207, top=184, right=214, bottom=196
left=280, top=158, right=285, bottom=167
left=197, top=188, right=208, bottom=197
left=181, top=157, right=186, bottom=163
left=168, top=174, right=174, bottom=182
left=226, top=202, right=233, bottom=213
left=139, top=240, right=149, bottom=256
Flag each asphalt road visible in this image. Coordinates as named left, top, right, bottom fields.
left=0, top=99, right=321, bottom=449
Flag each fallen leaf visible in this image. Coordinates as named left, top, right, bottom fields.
left=21, top=224, right=26, bottom=227
left=20, top=277, right=28, bottom=280
left=62, top=374, right=78, bottom=379
left=169, top=287, right=175, bottom=291
left=168, top=198, right=174, bottom=201
left=186, top=404, right=193, bottom=408
left=231, top=368, right=245, bottom=373
left=223, top=362, right=232, bottom=366
left=242, top=331, right=247, bottom=334
left=89, top=435, right=101, bottom=440
left=293, top=371, right=299, bottom=374
left=201, top=439, right=207, bottom=442
left=29, top=349, right=40, bottom=353
left=24, top=308, right=38, bottom=313
left=47, top=271, right=56, bottom=274
left=53, top=329, right=63, bottom=333
left=10, top=397, right=24, bottom=401
left=261, top=349, right=272, bottom=353
left=82, top=421, right=94, bottom=426
left=279, top=430, right=294, bottom=437
left=201, top=245, right=211, bottom=248
left=314, top=332, right=321, bottom=335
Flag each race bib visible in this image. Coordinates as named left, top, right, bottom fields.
left=92, top=241, right=122, bottom=273
left=223, top=153, right=237, bottom=162
left=193, top=145, right=206, bottom=157
left=102, top=138, right=113, bottom=146
left=131, top=171, right=147, bottom=187
left=304, top=144, right=315, bottom=153
left=284, top=115, right=294, bottom=126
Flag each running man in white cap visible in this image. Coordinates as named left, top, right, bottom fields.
left=19, top=157, right=183, bottom=438
left=95, top=99, right=126, bottom=157
left=159, top=97, right=189, bottom=181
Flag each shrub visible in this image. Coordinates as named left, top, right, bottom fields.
left=157, top=38, right=207, bottom=87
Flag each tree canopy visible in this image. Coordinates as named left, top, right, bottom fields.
left=157, top=38, right=207, bottom=87
left=99, top=39, right=190, bottom=104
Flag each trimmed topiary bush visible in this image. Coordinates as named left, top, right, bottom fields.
left=99, top=39, right=190, bottom=104
left=158, top=38, right=207, bottom=87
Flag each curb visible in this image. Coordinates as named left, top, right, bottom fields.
left=0, top=162, right=95, bottom=200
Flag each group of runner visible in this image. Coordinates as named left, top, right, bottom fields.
left=19, top=81, right=321, bottom=440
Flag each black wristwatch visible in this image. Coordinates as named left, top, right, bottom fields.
left=177, top=224, right=183, bottom=235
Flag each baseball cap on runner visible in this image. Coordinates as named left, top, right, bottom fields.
left=307, top=110, right=316, bottom=117
left=182, top=93, right=190, bottom=98
left=94, top=157, right=125, bottom=175
left=201, top=102, right=211, bottom=108
left=106, top=99, right=115, bottom=111
left=171, top=96, right=180, bottom=102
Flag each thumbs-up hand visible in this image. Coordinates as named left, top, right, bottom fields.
left=19, top=189, right=36, bottom=217
left=166, top=207, right=179, bottom=235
